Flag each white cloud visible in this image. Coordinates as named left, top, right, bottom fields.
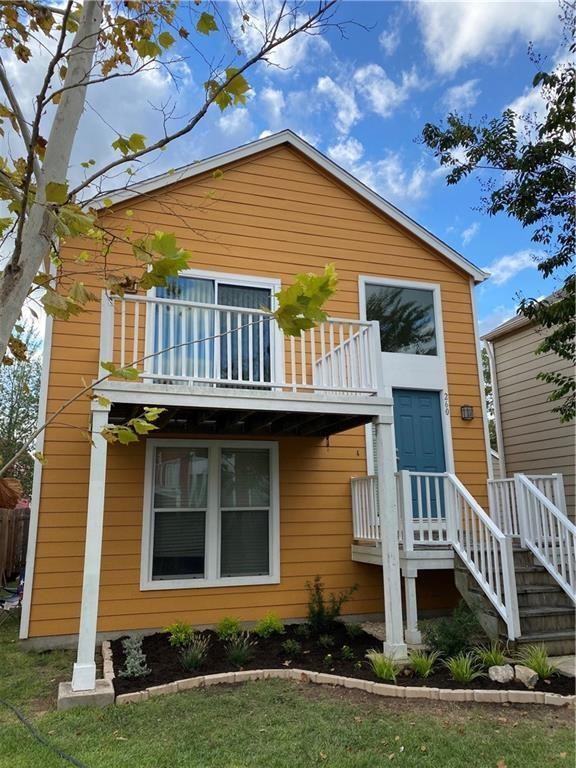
left=260, top=87, right=285, bottom=124
left=316, top=76, right=361, bottom=135
left=482, top=250, right=540, bottom=285
left=353, top=64, right=421, bottom=118
left=217, top=108, right=253, bottom=137
left=479, top=304, right=517, bottom=336
left=354, top=152, right=432, bottom=204
left=415, top=1, right=559, bottom=75
left=327, top=137, right=365, bottom=166
left=442, top=79, right=480, bottom=111
left=379, top=20, right=400, bottom=56
left=461, top=222, right=480, bottom=246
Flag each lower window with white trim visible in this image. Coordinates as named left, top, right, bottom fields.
left=141, top=439, right=280, bottom=589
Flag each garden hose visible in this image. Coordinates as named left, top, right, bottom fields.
left=0, top=696, right=89, bottom=768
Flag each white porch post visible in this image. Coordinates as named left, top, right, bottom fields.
left=403, top=569, right=422, bottom=645
left=72, top=403, right=110, bottom=691
left=373, top=413, right=408, bottom=658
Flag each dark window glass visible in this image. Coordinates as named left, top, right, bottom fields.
left=365, top=284, right=437, bottom=356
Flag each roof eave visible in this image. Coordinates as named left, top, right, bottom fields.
left=91, top=129, right=488, bottom=284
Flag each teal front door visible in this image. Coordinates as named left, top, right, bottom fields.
left=393, top=389, right=446, bottom=517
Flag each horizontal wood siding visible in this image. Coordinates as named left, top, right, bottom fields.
left=29, top=144, right=487, bottom=638
left=493, top=324, right=575, bottom=517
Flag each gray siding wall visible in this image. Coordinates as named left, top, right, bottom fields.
left=493, top=324, right=575, bottom=518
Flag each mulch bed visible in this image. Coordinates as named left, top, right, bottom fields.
left=111, top=623, right=575, bottom=697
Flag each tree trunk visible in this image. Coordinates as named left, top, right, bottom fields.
left=0, top=1, right=104, bottom=359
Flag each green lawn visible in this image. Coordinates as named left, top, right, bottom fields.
left=0, top=621, right=573, bottom=768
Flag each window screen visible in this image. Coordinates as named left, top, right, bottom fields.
left=220, top=449, right=270, bottom=577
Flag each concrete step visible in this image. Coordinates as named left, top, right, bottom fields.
left=510, top=629, right=576, bottom=657
left=519, top=606, right=575, bottom=634
left=516, top=584, right=574, bottom=609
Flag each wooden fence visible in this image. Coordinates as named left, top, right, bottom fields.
left=0, top=507, right=30, bottom=585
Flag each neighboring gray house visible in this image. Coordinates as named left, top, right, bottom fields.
left=483, top=314, right=575, bottom=519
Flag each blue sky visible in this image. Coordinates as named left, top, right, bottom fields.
left=6, top=0, right=567, bottom=335
left=150, top=0, right=566, bottom=336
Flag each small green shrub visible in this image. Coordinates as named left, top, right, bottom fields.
left=422, top=601, right=483, bottom=657
left=305, top=575, right=358, bottom=635
left=366, top=650, right=398, bottom=683
left=444, top=652, right=483, bottom=684
left=224, top=632, right=255, bottom=668
left=294, top=623, right=311, bottom=639
left=515, top=644, right=557, bottom=679
left=323, top=653, right=334, bottom=669
left=474, top=641, right=507, bottom=668
left=164, top=621, right=195, bottom=648
left=340, top=644, right=355, bottom=662
left=254, top=613, right=285, bottom=639
left=119, top=636, right=150, bottom=679
left=318, top=634, right=334, bottom=649
left=281, top=638, right=302, bottom=657
left=179, top=634, right=210, bottom=672
left=408, top=649, right=439, bottom=678
left=345, top=622, right=363, bottom=638
left=216, top=616, right=242, bottom=640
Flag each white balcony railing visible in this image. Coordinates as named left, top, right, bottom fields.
left=99, top=293, right=381, bottom=397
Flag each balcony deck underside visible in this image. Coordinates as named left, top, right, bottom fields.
left=100, top=381, right=392, bottom=438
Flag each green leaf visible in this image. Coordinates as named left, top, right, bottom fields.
left=128, top=418, right=158, bottom=435
left=158, top=31, right=175, bottom=48
left=45, top=181, right=69, bottom=205
left=33, top=451, right=47, bottom=465
left=97, top=396, right=111, bottom=408
left=143, top=407, right=166, bottom=422
left=102, top=197, right=114, bottom=207
left=100, top=362, right=140, bottom=381
left=196, top=12, right=218, bottom=35
left=0, top=217, right=13, bottom=235
left=68, top=281, right=97, bottom=304
left=134, top=38, right=162, bottom=59
left=274, top=264, right=338, bottom=336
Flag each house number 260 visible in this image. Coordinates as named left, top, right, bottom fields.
left=444, top=392, right=450, bottom=415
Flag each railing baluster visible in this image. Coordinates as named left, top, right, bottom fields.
left=289, top=336, right=296, bottom=391
left=248, top=313, right=254, bottom=383
left=133, top=301, right=139, bottom=366
left=169, top=306, right=176, bottom=378
left=310, top=327, right=316, bottom=386
left=300, top=330, right=307, bottom=386
left=120, top=300, right=126, bottom=368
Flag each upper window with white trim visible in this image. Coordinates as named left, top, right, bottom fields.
left=144, top=440, right=279, bottom=589
left=365, top=283, right=438, bottom=356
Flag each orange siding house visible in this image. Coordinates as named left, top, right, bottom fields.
left=21, top=131, right=492, bottom=692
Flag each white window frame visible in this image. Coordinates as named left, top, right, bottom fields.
left=141, top=439, right=280, bottom=590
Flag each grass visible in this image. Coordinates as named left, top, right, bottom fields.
left=0, top=622, right=574, bottom=768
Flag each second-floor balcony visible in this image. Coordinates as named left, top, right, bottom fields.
left=97, top=292, right=389, bottom=437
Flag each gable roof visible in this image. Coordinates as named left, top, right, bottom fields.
left=481, top=313, right=529, bottom=341
left=97, top=130, right=488, bottom=283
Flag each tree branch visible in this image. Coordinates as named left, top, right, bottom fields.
left=68, top=0, right=337, bottom=199
left=0, top=58, right=42, bottom=183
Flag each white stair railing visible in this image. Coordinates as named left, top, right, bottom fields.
left=447, top=474, right=521, bottom=640
left=487, top=478, right=519, bottom=536
left=515, top=474, right=576, bottom=603
left=351, top=476, right=379, bottom=541
left=401, top=471, right=449, bottom=547
left=488, top=473, right=566, bottom=537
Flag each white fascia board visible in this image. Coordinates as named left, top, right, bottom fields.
left=92, top=130, right=488, bottom=285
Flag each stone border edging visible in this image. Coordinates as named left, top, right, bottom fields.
left=102, top=640, right=115, bottom=683
left=114, top=667, right=575, bottom=707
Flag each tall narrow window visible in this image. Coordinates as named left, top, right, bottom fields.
left=220, top=448, right=270, bottom=577
left=365, top=284, right=437, bottom=356
left=152, top=447, right=208, bottom=579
